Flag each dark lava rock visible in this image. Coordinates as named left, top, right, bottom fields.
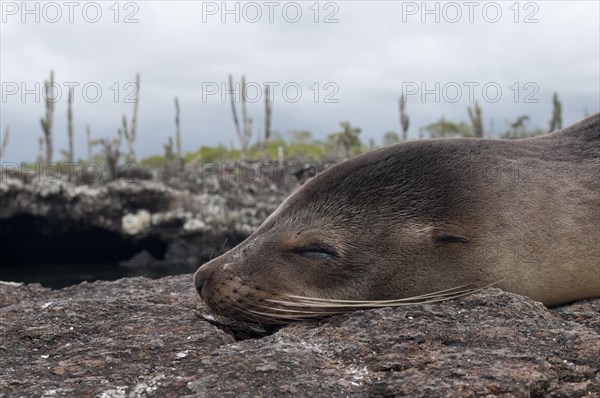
left=0, top=176, right=296, bottom=278
left=1, top=278, right=598, bottom=397
left=0, top=177, right=292, bottom=242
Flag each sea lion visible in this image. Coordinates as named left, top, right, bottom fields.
left=194, top=113, right=600, bottom=328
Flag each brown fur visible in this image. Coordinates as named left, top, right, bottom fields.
left=195, top=113, right=600, bottom=325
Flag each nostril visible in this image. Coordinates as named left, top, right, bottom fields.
left=194, top=269, right=207, bottom=298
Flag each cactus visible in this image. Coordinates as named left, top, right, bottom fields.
left=241, top=75, right=250, bottom=151
left=121, top=115, right=128, bottom=145
left=548, top=92, right=562, bottom=132
left=241, top=76, right=253, bottom=159
left=264, top=84, right=272, bottom=150
left=37, top=137, right=44, bottom=163
left=164, top=137, right=174, bottom=161
left=163, top=136, right=177, bottom=176
left=86, top=125, right=93, bottom=162
left=228, top=74, right=252, bottom=161
left=88, top=121, right=124, bottom=180
left=123, top=73, right=140, bottom=161
left=40, top=70, right=55, bottom=163
left=0, top=125, right=9, bottom=160
left=104, top=127, right=123, bottom=180
left=489, top=119, right=495, bottom=137
left=399, top=94, right=409, bottom=141
left=338, top=121, right=361, bottom=159
left=507, top=115, right=531, bottom=138
left=467, top=101, right=484, bottom=138
left=67, top=87, right=74, bottom=164
left=174, top=96, right=183, bottom=169
left=427, top=115, right=455, bottom=138
left=383, top=131, right=400, bottom=146
left=228, top=75, right=241, bottom=138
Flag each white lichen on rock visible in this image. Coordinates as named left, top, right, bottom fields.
left=151, top=210, right=190, bottom=227
left=121, top=210, right=151, bottom=235
left=183, top=218, right=206, bottom=233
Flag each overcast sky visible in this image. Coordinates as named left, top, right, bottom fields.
left=1, top=1, right=599, bottom=163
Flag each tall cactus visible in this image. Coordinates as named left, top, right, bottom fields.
left=104, top=126, right=123, bottom=180
left=264, top=85, right=272, bottom=150
left=163, top=136, right=176, bottom=176
left=86, top=125, right=93, bottom=162
left=86, top=125, right=121, bottom=180
left=228, top=74, right=252, bottom=161
left=399, top=94, right=409, bottom=141
left=337, top=121, right=361, bottom=159
left=164, top=137, right=174, bottom=162
left=0, top=126, right=9, bottom=160
left=123, top=73, right=140, bottom=161
left=468, top=101, right=484, bottom=138
left=120, top=114, right=128, bottom=146
left=548, top=92, right=562, bottom=132
left=174, top=96, right=182, bottom=168
left=67, top=87, right=74, bottom=164
left=241, top=76, right=252, bottom=158
left=37, top=137, right=44, bottom=163
left=40, top=70, right=55, bottom=163
left=228, top=75, right=241, bottom=139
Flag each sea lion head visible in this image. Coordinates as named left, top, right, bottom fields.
left=194, top=141, right=477, bottom=328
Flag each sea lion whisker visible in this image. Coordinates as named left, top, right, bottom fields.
left=284, top=280, right=508, bottom=306
left=226, top=294, right=314, bottom=325
left=369, top=281, right=508, bottom=307
left=257, top=291, right=478, bottom=313
left=277, top=286, right=494, bottom=309
left=248, top=296, right=342, bottom=319
left=397, top=284, right=476, bottom=299
left=271, top=298, right=451, bottom=309
left=243, top=308, right=302, bottom=322
left=207, top=293, right=266, bottom=324
left=252, top=303, right=347, bottom=316
left=264, top=298, right=382, bottom=309
left=211, top=297, right=232, bottom=319
left=296, top=291, right=475, bottom=310
left=220, top=237, right=229, bottom=253
left=227, top=297, right=276, bottom=324
left=252, top=288, right=483, bottom=317
left=246, top=308, right=329, bottom=321
left=282, top=284, right=474, bottom=305
left=385, top=291, right=478, bottom=306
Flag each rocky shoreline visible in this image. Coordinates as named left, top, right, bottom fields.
left=1, top=277, right=598, bottom=397
left=0, top=170, right=298, bottom=286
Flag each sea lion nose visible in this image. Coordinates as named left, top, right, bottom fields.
left=194, top=267, right=208, bottom=298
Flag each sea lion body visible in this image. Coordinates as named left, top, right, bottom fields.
left=194, top=114, right=600, bottom=325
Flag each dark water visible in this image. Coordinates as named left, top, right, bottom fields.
left=0, top=214, right=182, bottom=289
left=0, top=262, right=194, bottom=290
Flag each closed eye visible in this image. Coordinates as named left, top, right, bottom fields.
left=291, top=246, right=337, bottom=260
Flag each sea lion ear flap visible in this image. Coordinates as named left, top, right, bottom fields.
left=432, top=228, right=470, bottom=244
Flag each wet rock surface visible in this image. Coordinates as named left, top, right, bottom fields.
left=1, top=277, right=598, bottom=397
